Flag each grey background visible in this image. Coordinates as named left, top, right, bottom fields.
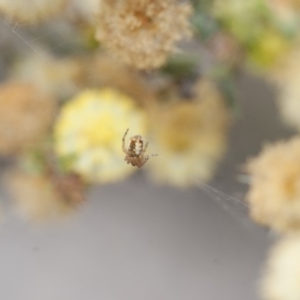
left=0, top=73, right=293, bottom=300
left=0, top=21, right=295, bottom=300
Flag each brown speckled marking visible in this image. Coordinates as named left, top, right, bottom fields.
left=122, top=128, right=156, bottom=168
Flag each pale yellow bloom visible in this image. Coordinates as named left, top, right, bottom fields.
left=54, top=88, right=147, bottom=183
left=262, top=235, right=300, bottom=300
left=246, top=137, right=300, bottom=233
left=0, top=0, right=69, bottom=24
left=95, top=0, right=192, bottom=69
left=147, top=80, right=230, bottom=187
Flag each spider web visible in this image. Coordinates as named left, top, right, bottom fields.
left=0, top=6, right=254, bottom=231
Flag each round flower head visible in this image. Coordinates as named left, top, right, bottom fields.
left=95, top=0, right=192, bottom=69
left=0, top=81, right=57, bottom=155
left=147, top=80, right=230, bottom=188
left=0, top=0, right=69, bottom=24
left=262, top=236, right=300, bottom=300
left=246, top=137, right=300, bottom=233
left=54, top=88, right=147, bottom=183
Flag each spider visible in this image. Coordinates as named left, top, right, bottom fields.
left=122, top=128, right=157, bottom=168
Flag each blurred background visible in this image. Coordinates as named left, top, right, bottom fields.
left=0, top=1, right=299, bottom=299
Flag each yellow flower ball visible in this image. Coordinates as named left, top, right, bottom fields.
left=147, top=80, right=231, bottom=187
left=54, top=88, right=147, bottom=183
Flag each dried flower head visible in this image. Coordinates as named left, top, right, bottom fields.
left=246, top=137, right=300, bottom=233
left=6, top=169, right=80, bottom=222
left=54, top=88, right=147, bottom=183
left=147, top=79, right=230, bottom=187
left=0, top=0, right=69, bottom=24
left=0, top=81, right=57, bottom=155
left=262, top=235, right=300, bottom=300
left=95, top=0, right=192, bottom=69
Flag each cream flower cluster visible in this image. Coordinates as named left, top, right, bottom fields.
left=246, top=137, right=300, bottom=233
left=147, top=80, right=230, bottom=187
left=95, top=0, right=192, bottom=69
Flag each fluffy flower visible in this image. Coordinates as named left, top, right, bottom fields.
left=6, top=169, right=78, bottom=222
left=246, top=137, right=300, bottom=233
left=262, top=235, right=300, bottom=300
left=95, top=0, right=192, bottom=69
left=0, top=81, right=57, bottom=155
left=54, top=88, right=147, bottom=183
left=271, top=47, right=300, bottom=131
left=12, top=52, right=81, bottom=100
left=0, top=0, right=69, bottom=24
left=147, top=80, right=230, bottom=187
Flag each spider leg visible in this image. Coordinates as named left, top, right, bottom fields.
left=136, top=156, right=148, bottom=168
left=144, top=155, right=149, bottom=164
left=139, top=142, right=158, bottom=167
left=122, top=128, right=129, bottom=153
left=137, top=142, right=149, bottom=167
left=141, top=141, right=149, bottom=155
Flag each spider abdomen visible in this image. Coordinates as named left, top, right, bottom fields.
left=122, top=129, right=154, bottom=168
left=128, top=135, right=143, bottom=156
